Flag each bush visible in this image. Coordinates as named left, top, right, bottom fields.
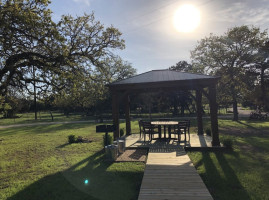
left=103, top=134, right=113, bottom=147
left=205, top=128, right=211, bottom=136
left=68, top=135, right=77, bottom=144
left=221, top=137, right=233, bottom=149
left=120, top=128, right=124, bottom=137
left=77, top=136, right=83, bottom=143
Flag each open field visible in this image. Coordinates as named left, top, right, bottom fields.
left=0, top=112, right=96, bottom=126
left=0, top=118, right=269, bottom=200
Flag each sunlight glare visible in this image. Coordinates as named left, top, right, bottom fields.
left=173, top=4, right=201, bottom=33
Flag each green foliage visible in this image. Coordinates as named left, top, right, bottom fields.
left=169, top=60, right=194, bottom=72
left=76, top=136, right=83, bottom=143
left=0, top=0, right=136, bottom=116
left=103, top=133, right=113, bottom=147
left=221, top=137, right=233, bottom=149
left=68, top=134, right=77, bottom=144
left=53, top=55, right=136, bottom=115
left=68, top=135, right=85, bottom=143
left=191, top=25, right=269, bottom=119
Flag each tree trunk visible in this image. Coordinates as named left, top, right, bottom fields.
left=260, top=65, right=268, bottom=111
left=33, top=66, right=37, bottom=120
left=232, top=95, right=238, bottom=121
left=50, top=111, right=54, bottom=121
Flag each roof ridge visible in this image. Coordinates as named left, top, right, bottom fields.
left=108, top=69, right=219, bottom=86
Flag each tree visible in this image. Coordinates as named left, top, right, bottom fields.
left=191, top=26, right=268, bottom=120
left=169, top=61, right=196, bottom=116
left=1, top=0, right=132, bottom=118
left=0, top=0, right=125, bottom=96
left=169, top=60, right=194, bottom=72
left=0, top=0, right=60, bottom=95
left=53, top=56, right=136, bottom=115
left=245, top=41, right=269, bottom=111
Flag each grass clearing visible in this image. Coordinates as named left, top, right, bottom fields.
left=1, top=117, right=269, bottom=200
left=0, top=112, right=96, bottom=126
left=0, top=122, right=144, bottom=200
left=188, top=119, right=269, bottom=200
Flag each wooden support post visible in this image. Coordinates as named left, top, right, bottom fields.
left=209, top=85, right=220, bottom=146
left=112, top=92, right=120, bottom=140
left=196, top=89, right=204, bottom=135
left=125, top=94, right=131, bottom=135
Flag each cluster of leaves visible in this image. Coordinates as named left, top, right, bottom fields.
left=168, top=26, right=269, bottom=119
left=0, top=95, right=11, bottom=117
left=0, top=0, right=136, bottom=116
left=190, top=26, right=269, bottom=118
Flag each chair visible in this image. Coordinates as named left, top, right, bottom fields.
left=142, top=121, right=158, bottom=142
left=183, top=119, right=191, bottom=140
left=174, top=121, right=189, bottom=142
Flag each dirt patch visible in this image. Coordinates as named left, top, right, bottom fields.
left=116, top=149, right=148, bottom=162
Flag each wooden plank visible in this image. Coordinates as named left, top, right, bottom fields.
left=125, top=134, right=214, bottom=149
left=138, top=148, right=213, bottom=200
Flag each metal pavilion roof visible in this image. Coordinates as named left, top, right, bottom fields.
left=108, top=70, right=218, bottom=88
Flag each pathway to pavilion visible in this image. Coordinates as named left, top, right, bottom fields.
left=130, top=135, right=214, bottom=200
left=138, top=146, right=213, bottom=200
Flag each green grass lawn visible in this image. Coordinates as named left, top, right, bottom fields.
left=1, top=118, right=269, bottom=200
left=188, top=119, right=269, bottom=200
left=0, top=122, right=145, bottom=200
left=0, top=111, right=97, bottom=126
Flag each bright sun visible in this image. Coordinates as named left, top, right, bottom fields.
left=173, top=4, right=201, bottom=33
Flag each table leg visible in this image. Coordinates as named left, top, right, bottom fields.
left=158, top=125, right=161, bottom=139
left=168, top=126, right=171, bottom=140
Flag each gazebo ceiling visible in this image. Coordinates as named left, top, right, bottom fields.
left=108, top=70, right=220, bottom=91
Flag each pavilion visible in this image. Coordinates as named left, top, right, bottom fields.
left=107, top=69, right=220, bottom=146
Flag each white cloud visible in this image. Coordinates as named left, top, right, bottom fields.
left=213, top=2, right=269, bottom=27
left=72, top=0, right=91, bottom=6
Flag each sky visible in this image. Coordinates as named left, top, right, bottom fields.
left=48, top=0, right=269, bottom=74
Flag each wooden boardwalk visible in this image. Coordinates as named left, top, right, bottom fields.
left=125, top=134, right=221, bottom=199
left=125, top=134, right=214, bottom=150
left=138, top=148, right=213, bottom=200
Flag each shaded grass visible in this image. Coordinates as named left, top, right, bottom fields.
left=188, top=119, right=269, bottom=200
left=0, top=122, right=144, bottom=200
left=0, top=112, right=95, bottom=126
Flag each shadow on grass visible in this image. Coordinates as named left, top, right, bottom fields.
left=199, top=151, right=250, bottom=200
left=236, top=121, right=257, bottom=130
left=0, top=122, right=95, bottom=137
left=8, top=150, right=143, bottom=200
left=56, top=143, right=71, bottom=148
